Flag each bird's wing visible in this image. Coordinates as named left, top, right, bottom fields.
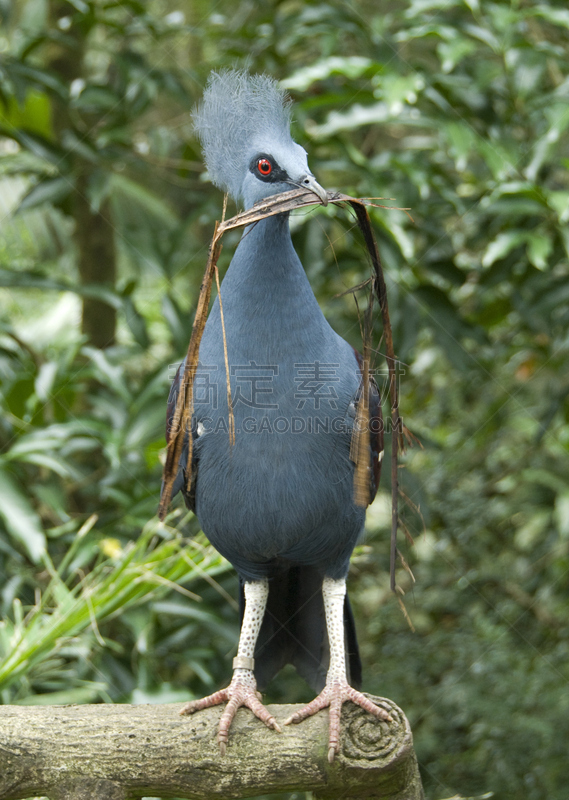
left=352, top=348, right=384, bottom=505
left=164, top=357, right=198, bottom=511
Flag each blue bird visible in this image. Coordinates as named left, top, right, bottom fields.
left=167, top=70, right=390, bottom=761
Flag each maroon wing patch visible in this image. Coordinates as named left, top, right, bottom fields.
left=166, top=359, right=185, bottom=444
left=353, top=348, right=384, bottom=504
left=163, top=357, right=197, bottom=511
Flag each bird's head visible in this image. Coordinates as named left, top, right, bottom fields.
left=193, top=70, right=327, bottom=210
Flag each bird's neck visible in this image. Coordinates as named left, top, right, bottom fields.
left=240, top=212, right=295, bottom=277
left=213, top=212, right=328, bottom=347
left=222, top=213, right=315, bottom=300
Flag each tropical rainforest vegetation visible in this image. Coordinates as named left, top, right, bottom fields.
left=1, top=1, right=568, bottom=798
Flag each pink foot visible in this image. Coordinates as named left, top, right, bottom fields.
left=284, top=680, right=392, bottom=763
left=180, top=677, right=281, bottom=755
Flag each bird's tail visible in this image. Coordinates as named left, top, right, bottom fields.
left=240, top=566, right=362, bottom=693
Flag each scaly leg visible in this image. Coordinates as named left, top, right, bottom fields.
left=180, top=578, right=281, bottom=754
left=284, top=576, right=392, bottom=762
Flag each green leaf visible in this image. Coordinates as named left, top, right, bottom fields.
left=282, top=57, right=373, bottom=91
left=437, top=38, right=477, bottom=73
left=489, top=182, right=549, bottom=209
left=376, top=74, right=425, bottom=108
left=525, top=105, right=569, bottom=181
left=17, top=176, right=72, bottom=211
left=82, top=347, right=131, bottom=404
left=514, top=511, right=550, bottom=551
left=15, top=453, right=78, bottom=479
left=477, top=139, right=516, bottom=180
left=530, top=6, right=569, bottom=29
left=6, top=429, right=77, bottom=458
left=526, top=234, right=552, bottom=270
left=313, top=101, right=390, bottom=137
left=73, top=85, right=121, bottom=114
left=110, top=173, right=177, bottom=227
left=555, top=493, right=569, bottom=538
left=162, top=293, right=192, bottom=351
left=0, top=90, right=53, bottom=138
left=7, top=129, right=69, bottom=168
left=547, top=191, right=569, bottom=223
left=405, top=0, right=462, bottom=17
left=86, top=169, right=112, bottom=213
left=0, top=466, right=46, bottom=563
left=482, top=231, right=527, bottom=268
left=15, top=684, right=108, bottom=705
left=463, top=23, right=500, bottom=51
left=0, top=270, right=146, bottom=327
left=66, top=0, right=89, bottom=12
left=6, top=61, right=67, bottom=98
left=60, top=129, right=99, bottom=164
left=122, top=295, right=150, bottom=349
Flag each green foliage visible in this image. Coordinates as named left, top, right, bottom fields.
left=1, top=1, right=569, bottom=799
left=0, top=518, right=229, bottom=701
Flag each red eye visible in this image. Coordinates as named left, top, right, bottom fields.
left=257, top=158, right=272, bottom=176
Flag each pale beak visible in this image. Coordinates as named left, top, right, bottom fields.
left=301, top=174, right=329, bottom=206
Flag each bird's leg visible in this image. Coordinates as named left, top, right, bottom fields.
left=180, top=578, right=281, bottom=753
left=284, top=576, right=392, bottom=763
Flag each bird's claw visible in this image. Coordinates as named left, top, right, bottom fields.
left=284, top=680, right=392, bottom=762
left=180, top=678, right=281, bottom=754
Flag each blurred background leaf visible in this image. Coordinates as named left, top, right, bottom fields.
left=1, top=1, right=569, bottom=799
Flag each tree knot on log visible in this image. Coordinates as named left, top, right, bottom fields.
left=341, top=695, right=410, bottom=766
left=309, top=696, right=424, bottom=800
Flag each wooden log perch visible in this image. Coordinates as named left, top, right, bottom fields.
left=0, top=695, right=424, bottom=800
